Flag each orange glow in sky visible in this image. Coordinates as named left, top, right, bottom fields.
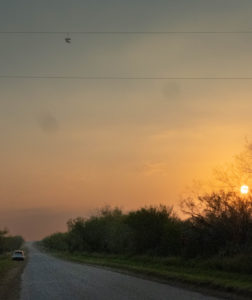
left=1, top=1, right=252, bottom=240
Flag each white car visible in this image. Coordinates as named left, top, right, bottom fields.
left=12, top=250, right=25, bottom=261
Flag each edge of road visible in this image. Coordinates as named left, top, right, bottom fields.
left=0, top=246, right=28, bottom=300
left=36, top=243, right=252, bottom=300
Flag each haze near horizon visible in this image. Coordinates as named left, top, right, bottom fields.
left=1, top=0, right=252, bottom=240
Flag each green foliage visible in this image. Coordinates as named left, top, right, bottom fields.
left=67, top=208, right=132, bottom=253
left=125, top=205, right=181, bottom=255
left=42, top=205, right=182, bottom=256
left=0, top=230, right=8, bottom=253
left=183, top=191, right=252, bottom=257
left=0, top=229, right=24, bottom=254
left=41, top=192, right=252, bottom=262
left=42, top=232, right=68, bottom=251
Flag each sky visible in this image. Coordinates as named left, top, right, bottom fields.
left=1, top=0, right=252, bottom=240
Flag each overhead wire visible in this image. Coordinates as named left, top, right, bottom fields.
left=1, top=30, right=251, bottom=80
left=0, top=31, right=252, bottom=35
left=0, top=76, right=252, bottom=80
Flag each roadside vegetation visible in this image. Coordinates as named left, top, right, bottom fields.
left=41, top=144, right=252, bottom=298
left=0, top=229, right=24, bottom=254
left=0, top=229, right=25, bottom=300
left=41, top=195, right=252, bottom=298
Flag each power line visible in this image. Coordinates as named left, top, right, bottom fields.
left=1, top=75, right=252, bottom=80
left=1, top=31, right=252, bottom=35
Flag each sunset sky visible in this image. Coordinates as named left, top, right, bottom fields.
left=1, top=1, right=252, bottom=240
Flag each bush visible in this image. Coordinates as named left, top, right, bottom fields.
left=182, top=191, right=252, bottom=257
left=0, top=229, right=24, bottom=254
left=42, top=205, right=183, bottom=256
left=41, top=193, right=252, bottom=262
left=125, top=205, right=182, bottom=255
left=42, top=232, right=68, bottom=251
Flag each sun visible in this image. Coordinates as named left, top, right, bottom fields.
left=240, top=185, right=249, bottom=194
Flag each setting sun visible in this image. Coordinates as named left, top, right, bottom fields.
left=241, top=185, right=249, bottom=194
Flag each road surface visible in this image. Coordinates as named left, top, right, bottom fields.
left=21, top=243, right=221, bottom=300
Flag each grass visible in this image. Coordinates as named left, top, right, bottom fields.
left=0, top=252, right=27, bottom=300
left=40, top=247, right=252, bottom=299
left=0, top=254, right=16, bottom=277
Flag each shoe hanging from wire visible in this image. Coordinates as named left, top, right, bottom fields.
left=65, top=33, right=71, bottom=44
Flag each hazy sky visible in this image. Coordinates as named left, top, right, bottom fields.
left=1, top=1, right=252, bottom=239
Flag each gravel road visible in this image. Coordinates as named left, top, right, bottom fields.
left=20, top=242, right=221, bottom=300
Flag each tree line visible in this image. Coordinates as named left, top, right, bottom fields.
left=0, top=229, right=24, bottom=254
left=42, top=191, right=252, bottom=259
